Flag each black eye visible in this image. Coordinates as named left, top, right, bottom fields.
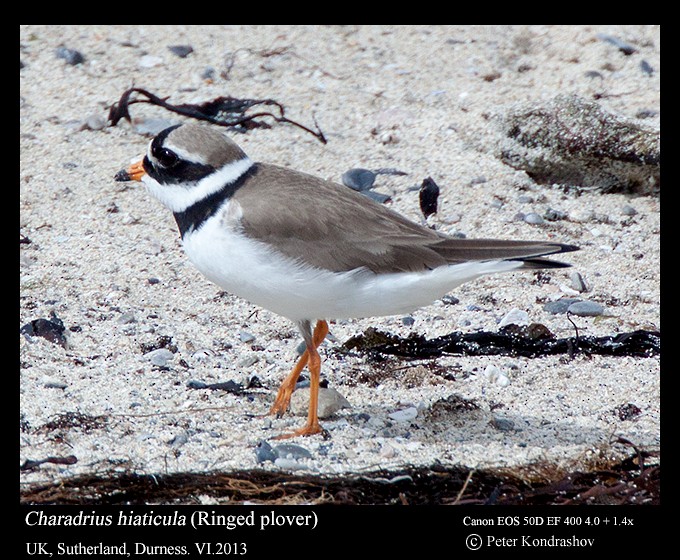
left=152, top=146, right=179, bottom=168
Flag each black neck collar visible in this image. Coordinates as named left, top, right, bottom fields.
left=173, top=163, right=259, bottom=238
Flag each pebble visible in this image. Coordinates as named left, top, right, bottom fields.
left=569, top=209, right=595, bottom=223
left=639, top=60, right=654, bottom=76
left=491, top=416, right=515, bottom=431
left=379, top=131, right=399, bottom=144
left=621, top=204, right=638, bottom=216
left=341, top=168, right=376, bottom=191
left=255, top=440, right=277, bottom=463
left=190, top=349, right=214, bottom=363
left=543, top=207, right=567, bottom=221
left=441, top=295, right=460, bottom=305
left=290, top=387, right=351, bottom=418
left=55, top=46, right=85, bottom=65
left=367, top=416, right=385, bottom=429
left=168, top=45, right=193, bottom=58
left=380, top=442, right=397, bottom=458
left=584, top=70, right=604, bottom=80
left=186, top=380, right=208, bottom=389
left=635, top=108, right=657, bottom=119
left=82, top=114, right=107, bottom=131
left=238, top=355, right=259, bottom=368
left=441, top=213, right=462, bottom=224
left=483, top=365, right=510, bottom=387
left=596, top=33, right=637, bottom=55
left=401, top=315, right=415, bottom=326
left=569, top=271, right=589, bottom=293
left=543, top=298, right=582, bottom=314
left=355, top=412, right=371, bottom=423
left=498, top=308, right=529, bottom=328
left=200, top=66, right=216, bottom=81
left=246, top=375, right=263, bottom=389
left=523, top=212, right=544, bottom=225
left=272, top=443, right=313, bottom=460
left=117, top=311, right=136, bottom=324
left=43, top=378, right=68, bottom=389
left=567, top=300, right=604, bottom=317
left=138, top=54, right=164, bottom=68
left=20, top=315, right=67, bottom=348
left=363, top=191, right=392, bottom=204
left=144, top=348, right=174, bottom=367
left=168, top=432, right=188, bottom=447
left=205, top=380, right=243, bottom=394
left=239, top=330, right=256, bottom=343
left=614, top=402, right=642, bottom=421
left=388, top=406, right=418, bottom=423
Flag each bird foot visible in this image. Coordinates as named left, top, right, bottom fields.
left=272, top=421, right=325, bottom=439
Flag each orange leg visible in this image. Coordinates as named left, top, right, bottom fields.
left=268, top=351, right=309, bottom=418
left=269, top=320, right=329, bottom=439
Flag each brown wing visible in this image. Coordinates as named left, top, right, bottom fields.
left=234, top=164, right=577, bottom=273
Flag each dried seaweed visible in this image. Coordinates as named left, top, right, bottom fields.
left=342, top=327, right=659, bottom=359
left=108, top=87, right=326, bottom=143
left=419, top=177, right=440, bottom=219
left=20, top=455, right=658, bottom=505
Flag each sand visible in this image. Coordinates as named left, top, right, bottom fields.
left=20, top=25, right=659, bottom=496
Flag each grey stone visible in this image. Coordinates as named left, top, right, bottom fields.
left=239, top=331, right=256, bottom=343
left=499, top=308, right=529, bottom=327
left=497, top=94, right=659, bottom=194
left=388, top=407, right=418, bottom=423
left=523, top=212, right=545, bottom=225
left=290, top=387, right=351, bottom=418
left=567, top=300, right=604, bottom=317
left=570, top=272, right=589, bottom=293
left=342, top=168, right=376, bottom=191
left=55, top=47, right=85, bottom=65
left=272, top=443, right=313, bottom=460
left=491, top=416, right=515, bottom=431
left=543, top=298, right=582, bottom=314
left=255, top=440, right=277, bottom=463
left=145, top=348, right=174, bottom=366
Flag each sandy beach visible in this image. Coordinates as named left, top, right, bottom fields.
left=20, top=25, right=659, bottom=503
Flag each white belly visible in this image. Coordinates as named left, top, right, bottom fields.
left=181, top=208, right=523, bottom=322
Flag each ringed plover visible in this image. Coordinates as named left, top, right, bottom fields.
left=116, top=123, right=578, bottom=438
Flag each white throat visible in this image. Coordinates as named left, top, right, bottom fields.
left=143, top=157, right=254, bottom=213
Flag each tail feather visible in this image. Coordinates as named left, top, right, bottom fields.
left=509, top=243, right=579, bottom=269
left=514, top=256, right=574, bottom=269
left=433, top=239, right=579, bottom=268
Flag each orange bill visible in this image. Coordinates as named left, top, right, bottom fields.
left=125, top=159, right=146, bottom=182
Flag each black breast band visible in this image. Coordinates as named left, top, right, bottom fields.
left=173, top=163, right=260, bottom=238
